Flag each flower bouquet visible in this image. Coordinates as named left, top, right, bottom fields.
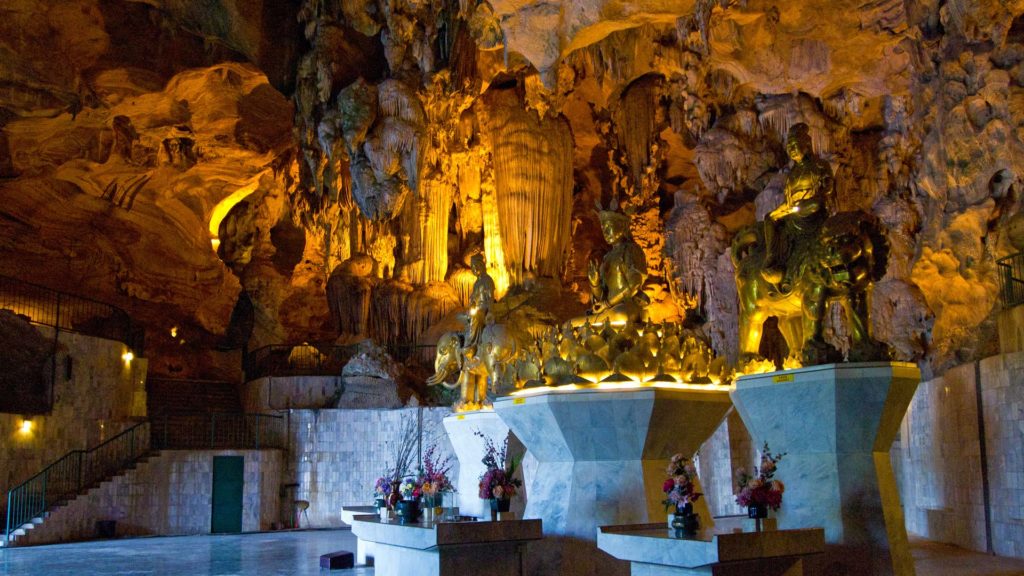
left=395, top=476, right=423, bottom=524
left=736, top=442, right=786, bottom=527
left=373, top=476, right=391, bottom=512
left=476, top=431, right=521, bottom=520
left=420, top=444, right=455, bottom=519
left=662, top=453, right=701, bottom=537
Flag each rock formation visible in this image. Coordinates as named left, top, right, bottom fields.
left=1, top=0, right=1023, bottom=378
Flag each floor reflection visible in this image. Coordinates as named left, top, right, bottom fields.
left=0, top=529, right=371, bottom=576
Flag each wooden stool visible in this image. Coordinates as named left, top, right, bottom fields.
left=294, top=500, right=310, bottom=528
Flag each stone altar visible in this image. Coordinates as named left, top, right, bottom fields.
left=493, top=385, right=732, bottom=576
left=730, top=362, right=920, bottom=576
left=442, top=410, right=512, bottom=519
left=350, top=515, right=542, bottom=576
left=597, top=522, right=825, bottom=575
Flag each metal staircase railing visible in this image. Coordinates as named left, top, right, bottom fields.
left=3, top=411, right=286, bottom=545
left=4, top=420, right=150, bottom=544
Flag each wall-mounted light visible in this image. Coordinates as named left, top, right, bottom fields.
left=122, top=350, right=134, bottom=364
left=19, top=418, right=33, bottom=435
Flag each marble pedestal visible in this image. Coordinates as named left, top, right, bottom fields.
left=443, top=410, right=511, bottom=519
left=350, top=516, right=542, bottom=576
left=494, top=387, right=732, bottom=576
left=597, top=523, right=825, bottom=575
left=731, top=362, right=920, bottom=576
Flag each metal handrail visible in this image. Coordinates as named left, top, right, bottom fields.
left=4, top=420, right=150, bottom=544
left=243, top=343, right=438, bottom=381
left=997, top=253, right=1024, bottom=308
left=151, top=412, right=286, bottom=451
left=3, top=411, right=284, bottom=544
left=0, top=274, right=144, bottom=352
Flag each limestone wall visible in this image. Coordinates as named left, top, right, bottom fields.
left=15, top=449, right=282, bottom=546
left=897, top=350, right=1024, bottom=557
left=0, top=327, right=145, bottom=496
left=284, top=407, right=458, bottom=528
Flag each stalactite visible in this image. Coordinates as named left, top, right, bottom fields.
left=615, top=76, right=660, bottom=187
left=398, top=177, right=454, bottom=284
left=370, top=279, right=461, bottom=348
left=483, top=90, right=573, bottom=286
left=481, top=180, right=511, bottom=298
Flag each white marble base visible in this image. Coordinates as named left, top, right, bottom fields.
left=597, top=523, right=824, bottom=575
left=731, top=362, right=920, bottom=576
left=443, top=410, right=512, bottom=519
left=340, top=506, right=378, bottom=565
left=351, top=515, right=541, bottom=576
left=493, top=387, right=732, bottom=576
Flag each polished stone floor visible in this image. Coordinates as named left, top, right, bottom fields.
left=0, top=529, right=370, bottom=576
left=1, top=530, right=1023, bottom=575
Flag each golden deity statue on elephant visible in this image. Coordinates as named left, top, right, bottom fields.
left=426, top=254, right=539, bottom=411
left=733, top=123, right=891, bottom=368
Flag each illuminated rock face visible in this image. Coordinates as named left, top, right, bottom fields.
left=0, top=0, right=1023, bottom=379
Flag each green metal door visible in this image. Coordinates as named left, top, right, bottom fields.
left=211, top=456, right=244, bottom=533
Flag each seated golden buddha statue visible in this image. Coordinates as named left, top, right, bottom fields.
left=570, top=200, right=649, bottom=329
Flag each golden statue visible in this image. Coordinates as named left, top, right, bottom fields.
left=427, top=254, right=533, bottom=411
left=463, top=253, right=495, bottom=348
left=762, top=123, right=833, bottom=291
left=732, top=124, right=891, bottom=367
left=572, top=201, right=649, bottom=329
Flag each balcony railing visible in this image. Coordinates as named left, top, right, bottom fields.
left=997, top=253, right=1024, bottom=308
left=0, top=274, right=144, bottom=352
left=244, top=343, right=437, bottom=381
left=151, top=412, right=286, bottom=451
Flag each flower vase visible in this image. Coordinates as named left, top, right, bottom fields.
left=387, top=480, right=402, bottom=512
left=748, top=503, right=768, bottom=532
left=395, top=499, right=420, bottom=524
left=671, top=503, right=699, bottom=538
left=489, top=497, right=511, bottom=521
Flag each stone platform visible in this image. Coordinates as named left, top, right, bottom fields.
left=597, top=522, right=825, bottom=575
left=442, top=410, right=511, bottom=519
left=350, top=515, right=541, bottom=576
left=731, top=362, right=920, bottom=576
left=493, top=385, right=733, bottom=576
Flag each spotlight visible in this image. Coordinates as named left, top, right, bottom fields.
left=19, top=418, right=32, bottom=434
left=122, top=350, right=134, bottom=363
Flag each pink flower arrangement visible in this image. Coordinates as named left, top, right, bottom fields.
left=735, top=442, right=786, bottom=510
left=476, top=431, right=522, bottom=500
left=420, top=444, right=455, bottom=504
left=662, top=453, right=702, bottom=512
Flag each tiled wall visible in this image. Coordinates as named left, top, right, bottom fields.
left=1, top=327, right=144, bottom=495
left=16, top=449, right=282, bottom=545
left=284, top=407, right=458, bottom=527
left=980, top=352, right=1024, bottom=557
left=696, top=411, right=748, bottom=518
left=897, top=350, right=1024, bottom=557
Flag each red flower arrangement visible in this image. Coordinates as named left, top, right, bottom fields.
left=662, top=453, right=702, bottom=512
left=475, top=431, right=521, bottom=500
left=735, top=442, right=786, bottom=510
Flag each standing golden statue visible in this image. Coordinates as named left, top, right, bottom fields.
left=463, top=253, right=495, bottom=348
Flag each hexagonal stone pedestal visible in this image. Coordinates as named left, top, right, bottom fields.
left=493, top=386, right=732, bottom=576
left=731, top=362, right=920, bottom=576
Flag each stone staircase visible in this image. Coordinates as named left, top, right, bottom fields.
left=2, top=452, right=159, bottom=547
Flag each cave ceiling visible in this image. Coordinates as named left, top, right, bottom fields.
left=1, top=0, right=1023, bottom=379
